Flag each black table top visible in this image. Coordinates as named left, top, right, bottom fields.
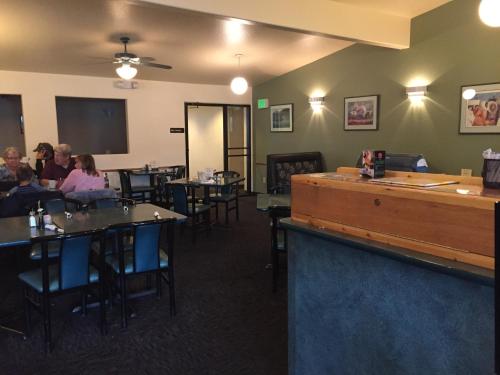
left=256, top=194, right=291, bottom=212
left=52, top=204, right=186, bottom=232
left=168, top=176, right=245, bottom=188
left=0, top=216, right=55, bottom=248
left=0, top=204, right=186, bottom=248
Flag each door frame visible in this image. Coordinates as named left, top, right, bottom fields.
left=184, top=102, right=252, bottom=192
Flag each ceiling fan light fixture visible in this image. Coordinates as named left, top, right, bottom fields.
left=231, top=76, right=248, bottom=95
left=116, top=63, right=138, bottom=80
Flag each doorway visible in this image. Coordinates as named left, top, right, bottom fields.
left=185, top=103, right=251, bottom=192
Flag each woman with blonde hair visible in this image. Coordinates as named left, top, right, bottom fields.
left=59, top=154, right=105, bottom=194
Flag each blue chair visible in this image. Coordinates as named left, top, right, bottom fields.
left=18, top=229, right=107, bottom=352
left=210, top=170, right=240, bottom=225
left=170, top=184, right=211, bottom=243
left=105, top=219, right=176, bottom=328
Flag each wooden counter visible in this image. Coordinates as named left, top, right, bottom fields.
left=291, top=167, right=500, bottom=269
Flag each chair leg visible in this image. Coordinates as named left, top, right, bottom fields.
left=120, top=275, right=128, bottom=328
left=168, top=268, right=176, bottom=316
left=81, top=288, right=88, bottom=316
left=42, top=292, right=52, bottom=353
left=272, top=248, right=279, bottom=293
left=23, top=286, right=32, bottom=338
left=146, top=274, right=152, bottom=290
left=215, top=203, right=219, bottom=221
left=236, top=198, right=239, bottom=221
left=156, top=271, right=162, bottom=298
left=99, top=280, right=107, bottom=335
left=225, top=202, right=229, bottom=225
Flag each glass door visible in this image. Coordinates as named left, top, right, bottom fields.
left=225, top=105, right=251, bottom=193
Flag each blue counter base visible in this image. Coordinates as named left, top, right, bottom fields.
left=286, top=221, right=494, bottom=375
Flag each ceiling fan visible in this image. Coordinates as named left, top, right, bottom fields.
left=113, top=36, right=172, bottom=80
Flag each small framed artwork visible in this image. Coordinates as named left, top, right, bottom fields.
left=460, top=83, right=500, bottom=134
left=344, top=95, right=379, bottom=130
left=270, top=104, right=293, bottom=132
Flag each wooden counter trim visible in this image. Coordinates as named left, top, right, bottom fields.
left=292, top=213, right=495, bottom=270
left=292, top=174, right=497, bottom=211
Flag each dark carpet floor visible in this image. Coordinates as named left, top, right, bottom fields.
left=0, top=196, right=288, bottom=375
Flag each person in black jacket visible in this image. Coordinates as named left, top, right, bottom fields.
left=33, top=142, right=54, bottom=178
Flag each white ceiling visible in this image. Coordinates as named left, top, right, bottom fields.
left=0, top=0, right=451, bottom=86
left=332, top=0, right=451, bottom=18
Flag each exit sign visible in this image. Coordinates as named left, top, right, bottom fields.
left=257, top=98, right=269, bottom=109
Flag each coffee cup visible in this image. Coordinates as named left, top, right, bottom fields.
left=48, top=180, right=57, bottom=189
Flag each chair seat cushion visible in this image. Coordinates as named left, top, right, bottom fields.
left=18, top=264, right=99, bottom=293
left=187, top=203, right=211, bottom=215
left=105, top=249, right=168, bottom=274
left=209, top=193, right=237, bottom=202
left=30, top=241, right=60, bottom=260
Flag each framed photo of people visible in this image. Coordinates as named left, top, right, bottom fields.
left=344, top=95, right=379, bottom=130
left=460, top=83, right=500, bottom=133
left=270, top=104, right=293, bottom=132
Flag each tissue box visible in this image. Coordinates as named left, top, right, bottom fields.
left=482, top=159, right=500, bottom=188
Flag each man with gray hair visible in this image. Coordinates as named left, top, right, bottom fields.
left=0, top=146, right=23, bottom=181
left=40, top=143, right=76, bottom=187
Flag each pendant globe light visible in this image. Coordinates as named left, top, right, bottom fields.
left=230, top=54, right=248, bottom=95
left=479, top=0, right=500, bottom=27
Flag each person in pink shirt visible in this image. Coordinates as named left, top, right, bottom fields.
left=59, top=154, right=105, bottom=194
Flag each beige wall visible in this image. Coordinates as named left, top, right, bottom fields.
left=0, top=70, right=251, bottom=170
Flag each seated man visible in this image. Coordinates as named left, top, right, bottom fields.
left=33, top=142, right=54, bottom=178
left=40, top=143, right=76, bottom=187
left=0, top=147, right=23, bottom=181
left=8, top=164, right=45, bottom=195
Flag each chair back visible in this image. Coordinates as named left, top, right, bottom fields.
left=44, top=198, right=67, bottom=214
left=59, top=233, right=94, bottom=290
left=0, top=190, right=63, bottom=218
left=267, top=152, right=323, bottom=194
left=170, top=165, right=186, bottom=180
left=132, top=222, right=163, bottom=272
left=65, top=188, right=117, bottom=205
left=118, top=170, right=132, bottom=195
left=214, top=170, right=240, bottom=195
left=170, top=184, right=188, bottom=215
left=91, top=197, right=135, bottom=209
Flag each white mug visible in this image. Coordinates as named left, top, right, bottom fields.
left=48, top=180, right=57, bottom=189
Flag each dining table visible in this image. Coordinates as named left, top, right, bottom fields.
left=0, top=203, right=186, bottom=336
left=167, top=176, right=245, bottom=203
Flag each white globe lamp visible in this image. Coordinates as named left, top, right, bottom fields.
left=479, top=0, right=500, bottom=27
left=231, top=76, right=248, bottom=95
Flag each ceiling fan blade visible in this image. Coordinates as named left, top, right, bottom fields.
left=140, top=61, right=172, bottom=70
left=138, top=56, right=155, bottom=62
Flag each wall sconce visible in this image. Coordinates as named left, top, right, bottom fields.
left=406, top=86, right=427, bottom=102
left=309, top=96, right=325, bottom=112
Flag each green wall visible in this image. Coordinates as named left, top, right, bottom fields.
left=252, top=0, right=500, bottom=193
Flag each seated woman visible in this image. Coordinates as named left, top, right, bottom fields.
left=0, top=147, right=23, bottom=181
left=59, top=154, right=105, bottom=194
left=8, top=165, right=45, bottom=195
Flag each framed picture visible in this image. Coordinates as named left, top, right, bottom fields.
left=270, top=104, right=293, bottom=132
left=344, top=95, right=379, bottom=130
left=460, top=83, right=500, bottom=134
